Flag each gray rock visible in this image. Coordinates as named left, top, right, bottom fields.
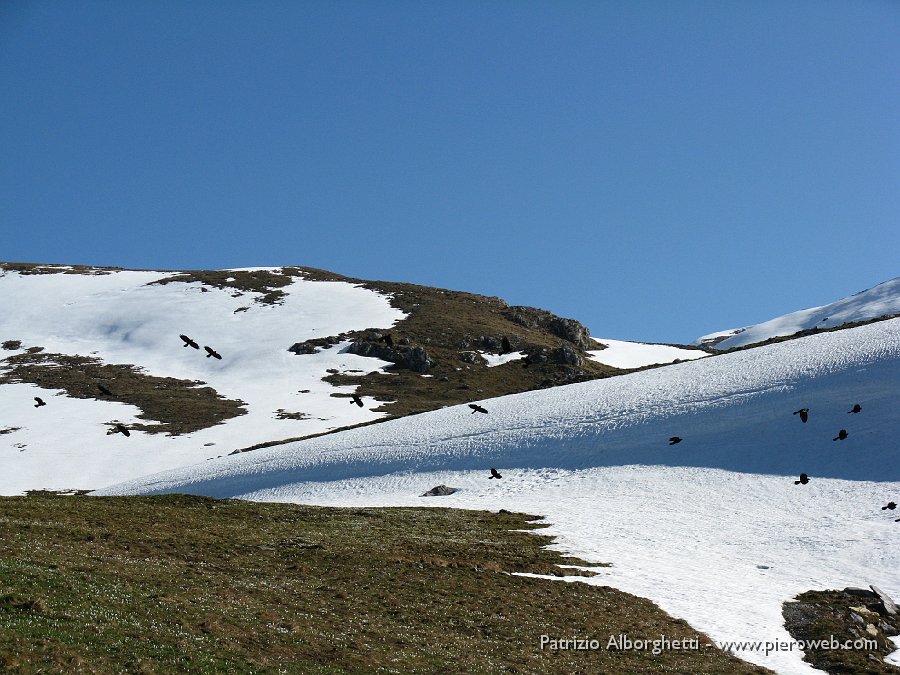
left=421, top=485, right=458, bottom=497
left=404, top=346, right=432, bottom=373
left=554, top=344, right=583, bottom=366
left=458, top=351, right=488, bottom=365
left=871, top=585, right=898, bottom=616
left=844, top=587, right=878, bottom=599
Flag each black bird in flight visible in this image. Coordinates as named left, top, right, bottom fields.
left=204, top=346, right=222, bottom=360
left=469, top=404, right=488, bottom=414
left=669, top=436, right=682, bottom=445
left=793, top=408, right=809, bottom=423
left=833, top=429, right=848, bottom=441
left=33, top=397, right=46, bottom=408
left=97, top=384, right=113, bottom=396
left=350, top=394, right=364, bottom=407
left=378, top=333, right=394, bottom=347
left=795, top=473, right=809, bottom=485
left=107, top=424, right=131, bottom=437
left=848, top=403, right=862, bottom=414
left=489, top=468, right=502, bottom=479
left=500, top=336, right=512, bottom=355
left=882, top=502, right=897, bottom=511
left=180, top=334, right=200, bottom=349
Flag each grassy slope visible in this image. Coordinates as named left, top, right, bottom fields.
left=0, top=495, right=770, bottom=674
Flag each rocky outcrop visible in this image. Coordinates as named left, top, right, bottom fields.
left=456, top=335, right=505, bottom=351
left=458, top=351, right=488, bottom=366
left=523, top=345, right=584, bottom=367
left=555, top=344, right=583, bottom=366
left=346, top=331, right=433, bottom=374
left=288, top=333, right=349, bottom=355
left=504, top=307, right=593, bottom=351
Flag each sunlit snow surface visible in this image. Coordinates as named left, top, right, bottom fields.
left=587, top=337, right=707, bottom=369
left=99, top=318, right=900, bottom=674
left=478, top=350, right=527, bottom=367
left=698, top=276, right=900, bottom=350
left=0, top=267, right=405, bottom=493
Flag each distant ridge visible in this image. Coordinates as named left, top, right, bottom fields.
left=696, top=276, right=900, bottom=350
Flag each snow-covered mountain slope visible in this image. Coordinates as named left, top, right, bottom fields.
left=0, top=265, right=405, bottom=494
left=2, top=261, right=640, bottom=495
left=587, top=337, right=707, bottom=369
left=698, top=276, right=900, bottom=350
left=98, top=318, right=900, bottom=674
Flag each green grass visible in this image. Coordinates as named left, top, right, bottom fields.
left=0, top=495, right=771, bottom=674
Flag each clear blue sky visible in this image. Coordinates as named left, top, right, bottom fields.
left=2, top=1, right=898, bottom=343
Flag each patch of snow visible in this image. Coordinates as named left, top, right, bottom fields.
left=479, top=351, right=526, bottom=367
left=887, top=635, right=900, bottom=667
left=587, top=338, right=707, bottom=369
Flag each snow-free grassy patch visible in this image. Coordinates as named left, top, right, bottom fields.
left=0, top=494, right=769, bottom=674
left=0, top=350, right=245, bottom=435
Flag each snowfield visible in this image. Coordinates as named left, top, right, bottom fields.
left=97, top=317, right=900, bottom=674
left=0, top=267, right=405, bottom=494
left=698, top=276, right=900, bottom=350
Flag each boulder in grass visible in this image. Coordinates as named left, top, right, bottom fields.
left=871, top=585, right=898, bottom=616
left=421, top=485, right=458, bottom=497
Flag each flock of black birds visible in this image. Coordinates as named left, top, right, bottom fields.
left=22, top=330, right=899, bottom=518
left=786, top=402, right=898, bottom=522
left=478, top=350, right=898, bottom=515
